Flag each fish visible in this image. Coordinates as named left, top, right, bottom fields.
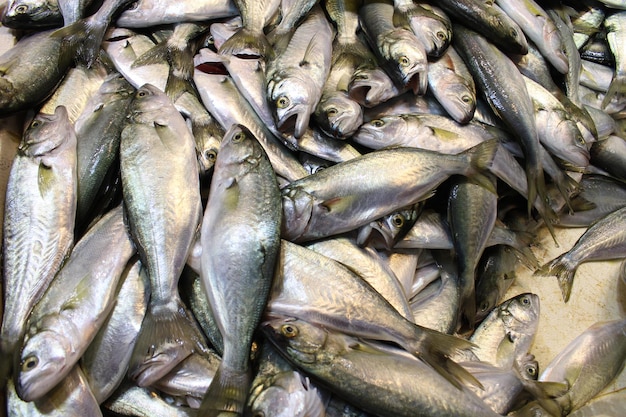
left=1, top=0, right=63, bottom=29
left=263, top=316, right=500, bottom=417
left=540, top=318, right=626, bottom=415
left=359, top=0, right=428, bottom=95
left=0, top=105, right=77, bottom=359
left=602, top=11, right=626, bottom=109
left=475, top=245, right=520, bottom=323
left=16, top=205, right=135, bottom=402
left=115, top=0, right=238, bottom=28
left=265, top=5, right=334, bottom=140
left=120, top=84, right=205, bottom=387
left=218, top=0, right=280, bottom=58
left=104, top=380, right=196, bottom=417
left=198, top=124, right=282, bottom=416
left=281, top=139, right=498, bottom=242
left=270, top=240, right=477, bottom=389
left=355, top=203, right=421, bottom=250
left=535, top=205, right=626, bottom=302
left=393, top=1, right=452, bottom=58
left=0, top=28, right=78, bottom=115
left=80, top=258, right=149, bottom=404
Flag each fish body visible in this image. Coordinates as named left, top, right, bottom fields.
left=1, top=105, right=77, bottom=357
left=263, top=317, right=500, bottom=417
left=116, top=0, right=238, bottom=27
left=282, top=140, right=498, bottom=242
left=535, top=205, right=626, bottom=302
left=16, top=206, right=135, bottom=402
left=198, top=124, right=282, bottom=416
left=121, top=84, right=204, bottom=387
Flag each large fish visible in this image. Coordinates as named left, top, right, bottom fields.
left=198, top=124, right=282, bottom=416
left=0, top=105, right=77, bottom=359
left=121, top=84, right=205, bottom=387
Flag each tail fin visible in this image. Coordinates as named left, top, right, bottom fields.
left=406, top=325, right=480, bottom=389
left=128, top=299, right=204, bottom=387
left=53, top=17, right=106, bottom=68
left=602, top=71, right=626, bottom=110
left=510, top=230, right=541, bottom=270
left=465, top=139, right=499, bottom=194
left=534, top=255, right=577, bottom=302
left=218, top=28, right=273, bottom=60
left=198, top=364, right=250, bottom=416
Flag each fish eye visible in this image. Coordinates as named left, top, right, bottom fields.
left=203, top=149, right=217, bottom=161
left=137, top=90, right=149, bottom=98
left=392, top=214, right=404, bottom=227
left=327, top=107, right=338, bottom=117
left=399, top=56, right=410, bottom=67
left=21, top=356, right=39, bottom=372
left=479, top=301, right=490, bottom=312
left=510, top=28, right=518, bottom=38
left=520, top=296, right=530, bottom=305
left=232, top=132, right=245, bottom=143
left=281, top=324, right=298, bottom=338
left=436, top=31, right=447, bottom=41
left=526, top=364, right=537, bottom=377
left=15, top=4, right=29, bottom=13
left=276, top=96, right=290, bottom=109
left=371, top=119, right=385, bottom=128
left=29, top=120, right=41, bottom=129
left=461, top=94, right=473, bottom=104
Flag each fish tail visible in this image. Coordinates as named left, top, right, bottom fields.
left=198, top=364, right=250, bottom=416
left=132, top=42, right=170, bottom=68
left=408, top=325, right=479, bottom=389
left=128, top=299, right=202, bottom=387
left=218, top=28, right=274, bottom=60
left=534, top=255, right=577, bottom=302
left=511, top=231, right=541, bottom=270
left=53, top=17, right=106, bottom=68
left=464, top=139, right=499, bottom=193
left=526, top=163, right=560, bottom=244
left=602, top=71, right=626, bottom=110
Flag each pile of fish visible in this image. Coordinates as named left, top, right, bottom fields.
left=0, top=0, right=626, bottom=415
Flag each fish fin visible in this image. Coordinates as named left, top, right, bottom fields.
left=533, top=256, right=576, bottom=302
left=520, top=380, right=567, bottom=417
left=602, top=71, right=626, bottom=110
left=319, top=196, right=354, bottom=213
left=52, top=17, right=104, bottom=68
left=128, top=299, right=202, bottom=387
left=37, top=163, right=55, bottom=196
left=219, top=28, right=273, bottom=60
left=511, top=235, right=541, bottom=270
left=569, top=196, right=597, bottom=213
left=132, top=42, right=170, bottom=68
left=408, top=325, right=480, bottom=389
left=300, top=32, right=320, bottom=68
left=198, top=364, right=250, bottom=416
left=465, top=139, right=498, bottom=178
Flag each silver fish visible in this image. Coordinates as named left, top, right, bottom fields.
left=0, top=105, right=77, bottom=357
left=198, top=124, right=282, bottom=416
left=218, top=0, right=280, bottom=58
left=116, top=0, right=238, bottom=27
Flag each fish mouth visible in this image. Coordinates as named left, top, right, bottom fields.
left=352, top=127, right=381, bottom=149
left=349, top=70, right=398, bottom=107
left=277, top=107, right=309, bottom=140
left=356, top=222, right=395, bottom=250
left=406, top=71, right=428, bottom=95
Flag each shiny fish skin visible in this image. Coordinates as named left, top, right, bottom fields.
left=121, top=84, right=204, bottom=388
left=198, top=124, right=282, bottom=416
left=0, top=105, right=77, bottom=358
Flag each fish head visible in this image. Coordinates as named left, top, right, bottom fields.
left=315, top=93, right=363, bottom=139
left=553, top=119, right=590, bottom=169
left=262, top=317, right=328, bottom=365
left=487, top=14, right=529, bottom=55
left=356, top=203, right=421, bottom=249
left=517, top=354, right=539, bottom=381
left=267, top=73, right=317, bottom=139
left=249, top=371, right=325, bottom=417
left=216, top=124, right=265, bottom=174
left=384, top=30, right=428, bottom=94
left=348, top=68, right=399, bottom=107
left=352, top=116, right=408, bottom=149
left=99, top=73, right=136, bottom=99
left=436, top=81, right=476, bottom=124
left=16, top=330, right=71, bottom=402
left=499, top=293, right=540, bottom=335
left=1, top=0, right=62, bottom=28
left=127, top=84, right=171, bottom=124
left=406, top=11, right=452, bottom=58
left=281, top=185, right=314, bottom=241
left=541, top=19, right=569, bottom=74
left=19, top=106, right=71, bottom=157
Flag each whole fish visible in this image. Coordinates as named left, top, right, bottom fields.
left=0, top=105, right=77, bottom=358
left=540, top=318, right=626, bottom=415
left=282, top=140, right=498, bottom=242
left=266, top=5, right=333, bottom=139
left=0, top=28, right=78, bottom=115
left=360, top=0, right=428, bottom=95
left=16, top=205, right=135, bottom=402
left=121, top=84, right=204, bottom=387
left=263, top=316, right=500, bottom=417
left=535, top=205, right=626, bottom=302
left=198, top=124, right=282, bottom=416
left=270, top=240, right=476, bottom=389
